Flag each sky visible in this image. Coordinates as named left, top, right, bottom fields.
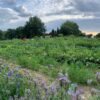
left=0, top=0, right=100, bottom=33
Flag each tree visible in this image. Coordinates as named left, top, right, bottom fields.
left=95, top=33, right=100, bottom=38
left=0, top=30, right=3, bottom=40
left=78, top=31, right=86, bottom=37
left=49, top=29, right=57, bottom=37
left=86, top=34, right=93, bottom=38
left=24, top=16, right=46, bottom=38
left=15, top=27, right=24, bottom=38
left=5, top=29, right=16, bottom=39
left=56, top=27, right=60, bottom=34
left=60, top=21, right=80, bottom=36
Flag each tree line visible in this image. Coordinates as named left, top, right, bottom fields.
left=0, top=16, right=100, bottom=40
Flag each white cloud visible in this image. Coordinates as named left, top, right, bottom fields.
left=14, top=5, right=32, bottom=17
left=41, top=14, right=95, bottom=23
left=0, top=0, right=100, bottom=31
left=0, top=7, right=19, bottom=23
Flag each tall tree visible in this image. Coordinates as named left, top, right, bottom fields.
left=24, top=16, right=46, bottom=38
left=56, top=27, right=60, bottom=34
left=5, top=29, right=16, bottom=39
left=50, top=29, right=57, bottom=37
left=60, top=21, right=80, bottom=36
left=0, top=30, right=3, bottom=40
left=95, top=33, right=100, bottom=38
left=15, top=27, right=24, bottom=38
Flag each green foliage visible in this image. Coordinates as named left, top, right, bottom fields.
left=95, top=33, right=100, bottom=38
left=60, top=21, right=81, bottom=36
left=5, top=29, right=16, bottom=39
left=0, top=17, right=87, bottom=40
left=0, top=65, right=29, bottom=100
left=0, top=36, right=99, bottom=84
left=24, top=16, right=46, bottom=38
left=2, top=16, right=46, bottom=40
left=0, top=64, right=73, bottom=100
left=0, top=30, right=3, bottom=40
left=49, top=27, right=60, bottom=37
left=68, top=66, right=95, bottom=84
left=0, top=36, right=99, bottom=99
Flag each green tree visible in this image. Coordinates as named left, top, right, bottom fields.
left=86, top=34, right=93, bottom=38
left=0, top=30, right=3, bottom=40
left=56, top=27, right=60, bottom=34
left=5, top=29, right=16, bottom=39
left=50, top=29, right=57, bottom=37
left=15, top=27, right=24, bottom=38
left=60, top=21, right=80, bottom=36
left=24, top=16, right=46, bottom=38
left=95, top=33, right=100, bottom=38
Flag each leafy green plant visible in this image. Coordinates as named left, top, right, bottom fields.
left=68, top=66, right=95, bottom=84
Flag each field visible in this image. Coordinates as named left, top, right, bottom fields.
left=0, top=36, right=100, bottom=100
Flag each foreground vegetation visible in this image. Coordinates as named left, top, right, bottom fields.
left=0, top=36, right=100, bottom=99
left=0, top=36, right=100, bottom=82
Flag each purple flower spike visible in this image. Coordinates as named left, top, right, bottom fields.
left=7, top=70, right=13, bottom=78
left=76, top=88, right=84, bottom=95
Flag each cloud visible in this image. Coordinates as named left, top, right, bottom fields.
left=4, top=0, right=16, bottom=3
left=0, top=7, right=19, bottom=23
left=40, top=0, right=100, bottom=20
left=0, top=0, right=100, bottom=32
left=41, top=15, right=95, bottom=23
left=14, top=5, right=32, bottom=17
left=72, top=0, right=100, bottom=12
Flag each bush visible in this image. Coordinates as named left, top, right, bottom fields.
left=68, top=66, right=95, bottom=84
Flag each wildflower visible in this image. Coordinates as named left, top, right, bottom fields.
left=58, top=73, right=71, bottom=87
left=41, top=80, right=47, bottom=88
left=50, top=86, right=55, bottom=93
left=68, top=85, right=84, bottom=100
left=75, top=88, right=84, bottom=95
left=7, top=70, right=13, bottom=78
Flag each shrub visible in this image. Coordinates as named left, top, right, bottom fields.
left=68, top=66, right=95, bottom=84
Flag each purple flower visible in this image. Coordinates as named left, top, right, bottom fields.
left=75, top=88, right=84, bottom=95
left=58, top=76, right=71, bottom=84
left=7, top=70, right=13, bottom=78
left=51, top=86, right=55, bottom=92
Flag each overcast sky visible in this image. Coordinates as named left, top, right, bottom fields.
left=0, top=0, right=100, bottom=33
